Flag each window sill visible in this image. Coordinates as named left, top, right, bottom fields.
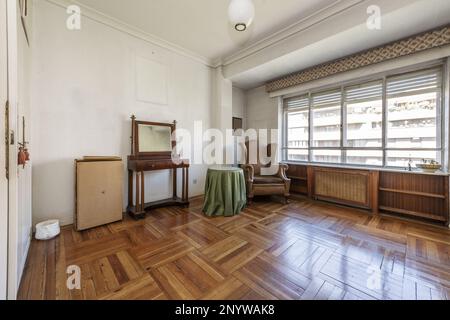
left=281, top=161, right=450, bottom=176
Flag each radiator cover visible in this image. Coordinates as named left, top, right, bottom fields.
left=313, top=168, right=370, bottom=208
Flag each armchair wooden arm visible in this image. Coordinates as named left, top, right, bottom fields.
left=277, top=163, right=290, bottom=181
left=278, top=164, right=291, bottom=202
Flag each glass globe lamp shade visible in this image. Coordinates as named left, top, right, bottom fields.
left=228, top=0, right=255, bottom=32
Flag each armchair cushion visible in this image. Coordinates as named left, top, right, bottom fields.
left=253, top=176, right=284, bottom=184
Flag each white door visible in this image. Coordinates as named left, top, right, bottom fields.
left=0, top=0, right=9, bottom=300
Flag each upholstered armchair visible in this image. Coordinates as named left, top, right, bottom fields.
left=241, top=141, right=291, bottom=204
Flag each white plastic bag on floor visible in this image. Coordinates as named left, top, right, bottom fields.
left=35, top=220, right=60, bottom=240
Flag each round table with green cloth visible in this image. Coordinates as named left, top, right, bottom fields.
left=202, top=166, right=247, bottom=217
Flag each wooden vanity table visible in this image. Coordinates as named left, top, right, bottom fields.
left=127, top=116, right=190, bottom=219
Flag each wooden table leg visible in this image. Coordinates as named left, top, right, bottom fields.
left=186, top=167, right=189, bottom=203
left=182, top=167, right=186, bottom=202
left=128, top=169, right=133, bottom=208
left=173, top=168, right=177, bottom=199
left=135, top=171, right=140, bottom=213
left=141, top=171, right=145, bottom=212
left=130, top=171, right=145, bottom=219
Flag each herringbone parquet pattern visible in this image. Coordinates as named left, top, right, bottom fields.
left=18, top=197, right=450, bottom=300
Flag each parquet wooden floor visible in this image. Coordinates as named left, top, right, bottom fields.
left=18, top=196, right=450, bottom=300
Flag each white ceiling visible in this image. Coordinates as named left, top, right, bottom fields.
left=75, top=0, right=340, bottom=62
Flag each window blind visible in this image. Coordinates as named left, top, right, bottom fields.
left=285, top=95, right=309, bottom=110
left=312, top=90, right=341, bottom=108
left=345, top=81, right=383, bottom=103
left=387, top=69, right=442, bottom=98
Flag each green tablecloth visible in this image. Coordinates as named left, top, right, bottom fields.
left=203, top=166, right=247, bottom=217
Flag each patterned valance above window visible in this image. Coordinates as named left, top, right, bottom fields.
left=265, top=25, right=450, bottom=93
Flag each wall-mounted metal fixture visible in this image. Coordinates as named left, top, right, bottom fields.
left=4, top=101, right=9, bottom=179
left=18, top=116, right=29, bottom=168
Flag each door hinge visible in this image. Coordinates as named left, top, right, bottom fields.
left=4, top=100, right=9, bottom=180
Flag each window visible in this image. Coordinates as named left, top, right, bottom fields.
left=285, top=95, right=309, bottom=161
left=386, top=69, right=442, bottom=166
left=344, top=81, right=383, bottom=148
left=344, top=81, right=383, bottom=165
left=309, top=90, right=342, bottom=163
left=283, top=66, right=444, bottom=169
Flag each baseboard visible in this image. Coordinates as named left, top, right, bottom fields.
left=189, top=194, right=204, bottom=201
left=15, top=236, right=31, bottom=299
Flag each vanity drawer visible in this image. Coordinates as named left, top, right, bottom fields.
left=143, top=161, right=173, bottom=170
left=129, top=159, right=189, bottom=171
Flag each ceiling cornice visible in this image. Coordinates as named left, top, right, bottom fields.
left=44, top=0, right=368, bottom=71
left=45, top=0, right=215, bottom=67
left=214, top=0, right=366, bottom=68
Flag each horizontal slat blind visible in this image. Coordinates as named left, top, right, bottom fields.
left=285, top=95, right=309, bottom=110
left=345, top=81, right=382, bottom=103
left=387, top=69, right=442, bottom=97
left=312, top=90, right=341, bottom=108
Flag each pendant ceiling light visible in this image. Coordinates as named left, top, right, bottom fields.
left=228, top=0, right=255, bottom=32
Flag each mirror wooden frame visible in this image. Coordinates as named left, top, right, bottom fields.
left=130, top=116, right=176, bottom=159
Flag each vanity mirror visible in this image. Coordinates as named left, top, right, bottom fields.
left=131, top=116, right=175, bottom=158
left=138, top=124, right=172, bottom=153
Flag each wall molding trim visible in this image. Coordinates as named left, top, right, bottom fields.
left=45, top=0, right=364, bottom=71
left=266, top=24, right=450, bottom=93
left=45, top=0, right=214, bottom=67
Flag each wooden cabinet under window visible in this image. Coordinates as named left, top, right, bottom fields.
left=286, top=164, right=308, bottom=195
left=285, top=163, right=449, bottom=226
left=378, top=171, right=449, bottom=223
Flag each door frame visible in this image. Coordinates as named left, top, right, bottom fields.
left=0, top=1, right=8, bottom=300
left=5, top=0, right=19, bottom=300
left=0, top=0, right=9, bottom=301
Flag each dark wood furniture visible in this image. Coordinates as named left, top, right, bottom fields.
left=242, top=142, right=291, bottom=204
left=127, top=116, right=189, bottom=219
left=378, top=171, right=449, bottom=223
left=285, top=162, right=450, bottom=226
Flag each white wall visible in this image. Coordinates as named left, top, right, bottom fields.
left=245, top=85, right=282, bottom=160
left=232, top=87, right=246, bottom=129
left=246, top=85, right=279, bottom=131
left=31, top=0, right=212, bottom=226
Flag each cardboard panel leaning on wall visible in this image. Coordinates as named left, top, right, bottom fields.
left=30, top=0, right=212, bottom=226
